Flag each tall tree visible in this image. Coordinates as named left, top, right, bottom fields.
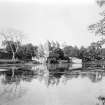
left=17, top=44, right=38, bottom=60
left=55, top=41, right=60, bottom=48
left=44, top=40, right=51, bottom=58
left=0, top=28, right=24, bottom=61
left=43, top=40, right=60, bottom=58
left=38, top=44, right=45, bottom=57
left=88, top=0, right=105, bottom=47
left=63, top=46, right=78, bottom=57
left=97, top=0, right=105, bottom=7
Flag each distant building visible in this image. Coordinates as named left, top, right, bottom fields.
left=70, top=57, right=82, bottom=64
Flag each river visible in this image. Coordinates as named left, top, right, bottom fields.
left=0, top=63, right=105, bottom=105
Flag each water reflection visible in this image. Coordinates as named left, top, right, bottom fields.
left=95, top=96, right=105, bottom=105
left=82, top=62, right=105, bottom=70
left=1, top=63, right=105, bottom=86
left=0, top=63, right=105, bottom=105
left=47, top=63, right=105, bottom=85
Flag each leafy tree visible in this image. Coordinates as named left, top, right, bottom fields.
left=73, top=46, right=79, bottom=57
left=97, top=0, right=105, bottom=7
left=55, top=41, right=60, bottom=48
left=78, top=46, right=87, bottom=59
left=47, top=47, right=68, bottom=63
left=63, top=46, right=74, bottom=57
left=88, top=0, right=105, bottom=47
left=17, top=44, right=38, bottom=60
left=87, top=0, right=105, bottom=61
left=44, top=40, right=52, bottom=58
left=51, top=48, right=64, bottom=60
left=38, top=44, right=45, bottom=57
left=2, top=40, right=21, bottom=54
left=0, top=28, right=23, bottom=61
left=100, top=48, right=105, bottom=59
left=40, top=40, right=60, bottom=58
left=63, top=46, right=79, bottom=58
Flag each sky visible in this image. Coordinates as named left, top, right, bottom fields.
left=0, top=0, right=102, bottom=47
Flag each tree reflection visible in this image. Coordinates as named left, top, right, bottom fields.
left=1, top=67, right=35, bottom=84
left=0, top=65, right=50, bottom=104
left=0, top=66, right=38, bottom=104
left=83, top=62, right=105, bottom=70
left=46, top=63, right=105, bottom=86
left=46, top=64, right=70, bottom=86
left=96, top=96, right=105, bottom=105
left=0, top=63, right=105, bottom=87
left=0, top=63, right=105, bottom=103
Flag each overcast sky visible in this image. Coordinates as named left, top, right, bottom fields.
left=0, top=0, right=102, bottom=47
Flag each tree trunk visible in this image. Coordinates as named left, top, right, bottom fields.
left=12, top=52, right=15, bottom=61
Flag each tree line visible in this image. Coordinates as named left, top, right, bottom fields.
left=1, top=0, right=105, bottom=62
left=1, top=33, right=105, bottom=62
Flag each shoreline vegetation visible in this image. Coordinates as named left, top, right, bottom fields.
left=1, top=37, right=105, bottom=65
left=0, top=39, right=105, bottom=65
left=0, top=0, right=105, bottom=65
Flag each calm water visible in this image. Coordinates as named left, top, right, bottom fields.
left=0, top=63, right=105, bottom=105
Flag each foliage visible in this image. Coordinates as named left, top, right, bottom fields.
left=97, top=0, right=105, bottom=7
left=38, top=40, right=60, bottom=58
left=0, top=28, right=23, bottom=61
left=63, top=46, right=79, bottom=58
left=38, top=44, right=45, bottom=57
left=88, top=0, right=105, bottom=47
left=17, top=44, right=38, bottom=60
left=79, top=42, right=103, bottom=61
left=2, top=40, right=21, bottom=53
left=0, top=28, right=39, bottom=61
left=86, top=0, right=105, bottom=61
left=47, top=47, right=70, bottom=63
left=49, top=48, right=64, bottom=60
left=0, top=42, right=38, bottom=60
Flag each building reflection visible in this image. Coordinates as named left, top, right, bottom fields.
left=0, top=63, right=105, bottom=104
left=0, top=63, right=105, bottom=86
left=46, top=63, right=105, bottom=86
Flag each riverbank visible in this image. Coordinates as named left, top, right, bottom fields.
left=0, top=59, right=40, bottom=65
